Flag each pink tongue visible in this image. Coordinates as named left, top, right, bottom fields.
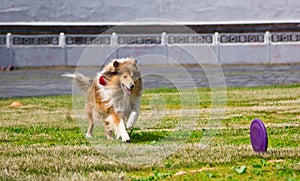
left=123, top=85, right=130, bottom=94
left=99, top=75, right=106, bottom=85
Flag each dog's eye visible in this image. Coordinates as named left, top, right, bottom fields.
left=123, top=76, right=127, bottom=78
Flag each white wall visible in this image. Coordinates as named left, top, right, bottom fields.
left=0, top=0, right=299, bottom=23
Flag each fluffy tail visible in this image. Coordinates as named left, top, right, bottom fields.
left=63, top=73, right=92, bottom=94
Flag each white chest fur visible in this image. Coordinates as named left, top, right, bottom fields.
left=98, top=84, right=135, bottom=120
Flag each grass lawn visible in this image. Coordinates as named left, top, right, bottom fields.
left=0, top=85, right=299, bottom=180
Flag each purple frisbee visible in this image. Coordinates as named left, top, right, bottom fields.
left=250, top=119, right=268, bottom=153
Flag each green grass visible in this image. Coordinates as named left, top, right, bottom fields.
left=0, top=85, right=300, bottom=180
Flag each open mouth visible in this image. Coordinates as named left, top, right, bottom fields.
left=121, top=84, right=131, bottom=95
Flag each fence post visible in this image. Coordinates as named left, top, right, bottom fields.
left=111, top=32, right=117, bottom=47
left=161, top=32, right=169, bottom=63
left=161, top=32, right=167, bottom=45
left=59, top=32, right=68, bottom=66
left=265, top=31, right=271, bottom=63
left=59, top=32, right=65, bottom=47
left=214, top=32, right=220, bottom=63
left=6, top=33, right=11, bottom=48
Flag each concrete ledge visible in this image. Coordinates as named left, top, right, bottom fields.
left=219, top=45, right=269, bottom=64
left=271, top=44, right=300, bottom=63
left=168, top=45, right=218, bottom=64
left=0, top=48, right=13, bottom=66
left=69, top=46, right=117, bottom=66
left=117, top=45, right=167, bottom=64
left=13, top=47, right=65, bottom=67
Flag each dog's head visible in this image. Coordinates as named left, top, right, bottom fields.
left=118, top=63, right=140, bottom=95
left=102, top=58, right=141, bottom=95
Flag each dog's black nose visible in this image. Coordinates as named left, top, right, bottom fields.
left=130, top=84, right=135, bottom=90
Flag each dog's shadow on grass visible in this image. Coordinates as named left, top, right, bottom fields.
left=129, top=130, right=169, bottom=144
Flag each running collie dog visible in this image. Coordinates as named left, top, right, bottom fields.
left=64, top=58, right=142, bottom=142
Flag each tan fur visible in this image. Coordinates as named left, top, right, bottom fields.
left=64, top=57, right=142, bottom=142
left=101, top=57, right=137, bottom=74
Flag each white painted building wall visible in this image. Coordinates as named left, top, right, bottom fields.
left=0, top=0, right=299, bottom=23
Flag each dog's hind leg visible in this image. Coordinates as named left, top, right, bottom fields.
left=102, top=120, right=115, bottom=140
left=85, top=106, right=95, bottom=138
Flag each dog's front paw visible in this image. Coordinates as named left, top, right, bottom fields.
left=122, top=136, right=131, bottom=143
left=116, top=120, right=131, bottom=142
left=126, top=122, right=133, bottom=129
left=120, top=131, right=131, bottom=142
left=126, top=111, right=138, bottom=129
left=85, top=133, right=92, bottom=138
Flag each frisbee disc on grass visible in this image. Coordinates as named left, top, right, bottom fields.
left=250, top=119, right=268, bottom=153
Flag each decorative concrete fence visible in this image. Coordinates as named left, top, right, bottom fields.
left=1, top=31, right=300, bottom=67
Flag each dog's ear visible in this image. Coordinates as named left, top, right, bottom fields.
left=113, top=61, right=119, bottom=68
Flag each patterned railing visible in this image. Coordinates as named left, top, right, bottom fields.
left=1, top=32, right=300, bottom=47
left=219, top=33, right=265, bottom=44
left=65, top=35, right=111, bottom=46
left=117, top=34, right=161, bottom=45
left=11, top=35, right=59, bottom=46
left=270, top=33, right=300, bottom=43
left=0, top=35, right=6, bottom=46
left=167, top=34, right=213, bottom=44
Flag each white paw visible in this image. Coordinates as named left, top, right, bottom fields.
left=126, top=112, right=138, bottom=129
left=86, top=133, right=92, bottom=138
left=116, top=121, right=131, bottom=142
left=126, top=122, right=133, bottom=129
left=115, top=130, right=130, bottom=142
left=121, top=134, right=130, bottom=143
